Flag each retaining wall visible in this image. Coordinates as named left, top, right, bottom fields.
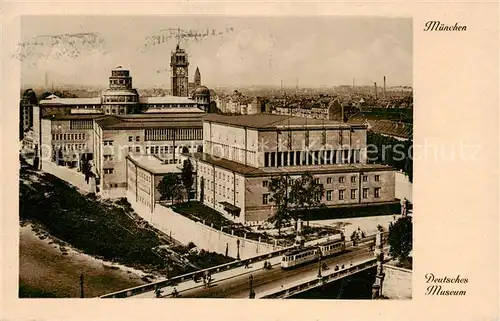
left=127, top=191, right=281, bottom=259
left=41, top=161, right=91, bottom=193
left=382, top=264, right=412, bottom=299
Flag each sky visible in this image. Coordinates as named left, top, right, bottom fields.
left=21, top=16, right=412, bottom=89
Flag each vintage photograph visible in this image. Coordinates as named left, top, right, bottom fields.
left=18, top=15, right=413, bottom=299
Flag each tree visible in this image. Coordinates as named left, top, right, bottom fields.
left=158, top=173, right=183, bottom=204
left=199, top=177, right=205, bottom=202
left=388, top=216, right=413, bottom=263
left=267, top=174, right=292, bottom=235
left=181, top=159, right=194, bottom=202
left=289, top=172, right=325, bottom=226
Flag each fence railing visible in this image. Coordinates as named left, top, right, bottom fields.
left=99, top=245, right=295, bottom=298
left=260, top=258, right=378, bottom=299
left=100, top=232, right=386, bottom=298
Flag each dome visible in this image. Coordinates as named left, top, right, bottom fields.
left=193, top=86, right=210, bottom=96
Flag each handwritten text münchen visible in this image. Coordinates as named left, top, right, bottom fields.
left=424, top=21, right=467, bottom=32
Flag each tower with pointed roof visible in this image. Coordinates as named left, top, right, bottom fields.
left=170, top=44, right=189, bottom=97
left=194, top=67, right=201, bottom=87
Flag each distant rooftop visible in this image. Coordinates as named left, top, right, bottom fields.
left=126, top=155, right=182, bottom=175
left=202, top=114, right=367, bottom=130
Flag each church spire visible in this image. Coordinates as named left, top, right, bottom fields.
left=194, top=66, right=201, bottom=86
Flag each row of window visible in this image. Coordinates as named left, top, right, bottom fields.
left=109, top=79, right=131, bottom=86
left=52, top=143, right=87, bottom=151
left=104, top=168, right=114, bottom=174
left=70, top=120, right=93, bottom=130
left=261, top=175, right=380, bottom=188
left=104, top=107, right=127, bottom=114
left=203, top=190, right=240, bottom=206
left=263, top=149, right=361, bottom=167
left=146, top=145, right=202, bottom=155
left=262, top=187, right=381, bottom=204
left=148, top=104, right=196, bottom=108
left=52, top=133, right=87, bottom=141
left=144, top=128, right=202, bottom=141
left=103, top=96, right=137, bottom=103
left=73, top=105, right=99, bottom=109
left=137, top=171, right=151, bottom=182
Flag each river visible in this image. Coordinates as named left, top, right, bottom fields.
left=19, top=224, right=147, bottom=298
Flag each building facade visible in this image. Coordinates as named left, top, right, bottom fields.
left=186, top=114, right=397, bottom=224
left=93, top=113, right=203, bottom=193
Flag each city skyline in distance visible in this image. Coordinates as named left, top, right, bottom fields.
left=21, top=16, right=413, bottom=89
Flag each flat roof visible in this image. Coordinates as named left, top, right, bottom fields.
left=202, top=114, right=367, bottom=130
left=126, top=155, right=182, bottom=175
left=95, top=114, right=203, bottom=130
left=140, top=96, right=196, bottom=104
left=41, top=114, right=103, bottom=120
left=142, top=107, right=205, bottom=114
left=39, top=97, right=101, bottom=105
left=184, top=152, right=393, bottom=177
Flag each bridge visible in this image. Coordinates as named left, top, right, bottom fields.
left=100, top=233, right=385, bottom=299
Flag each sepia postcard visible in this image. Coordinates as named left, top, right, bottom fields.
left=1, top=2, right=498, bottom=321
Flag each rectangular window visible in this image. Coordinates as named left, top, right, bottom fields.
left=363, top=188, right=369, bottom=198
left=136, top=147, right=140, bottom=153
left=128, top=136, right=133, bottom=142
left=263, top=194, right=269, bottom=205
left=136, top=136, right=140, bottom=142
left=314, top=178, right=320, bottom=184
left=270, top=152, right=276, bottom=167
left=339, top=189, right=345, bottom=200
left=263, top=180, right=268, bottom=187
left=363, top=175, right=368, bottom=182
left=326, top=190, right=332, bottom=201
left=327, top=177, right=332, bottom=184
left=351, top=176, right=356, bottom=183
left=128, top=146, right=132, bottom=152
left=339, top=176, right=345, bottom=183
left=351, top=189, right=357, bottom=199
left=375, top=187, right=381, bottom=198
left=375, top=175, right=380, bottom=182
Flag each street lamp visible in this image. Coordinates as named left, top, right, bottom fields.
left=317, top=251, right=322, bottom=278
left=79, top=273, right=84, bottom=298
left=249, top=274, right=255, bottom=299
left=236, top=239, right=240, bottom=260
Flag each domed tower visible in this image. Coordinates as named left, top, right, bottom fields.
left=101, top=67, right=139, bottom=115
left=194, top=67, right=201, bottom=87
left=192, top=85, right=210, bottom=112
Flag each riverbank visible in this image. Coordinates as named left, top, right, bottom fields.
left=19, top=223, right=148, bottom=298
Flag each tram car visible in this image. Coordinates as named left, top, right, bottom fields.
left=281, top=237, right=346, bottom=269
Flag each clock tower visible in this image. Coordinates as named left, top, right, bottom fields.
left=170, top=44, right=189, bottom=97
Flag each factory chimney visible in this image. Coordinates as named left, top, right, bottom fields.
left=374, top=82, right=378, bottom=100
left=383, top=76, right=386, bottom=98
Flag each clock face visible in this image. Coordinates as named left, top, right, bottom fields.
left=176, top=68, right=186, bottom=77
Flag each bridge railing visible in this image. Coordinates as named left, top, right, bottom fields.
left=100, top=232, right=386, bottom=298
left=99, top=245, right=295, bottom=298
left=260, top=257, right=378, bottom=299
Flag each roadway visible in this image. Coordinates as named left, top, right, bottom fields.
left=179, top=242, right=375, bottom=298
